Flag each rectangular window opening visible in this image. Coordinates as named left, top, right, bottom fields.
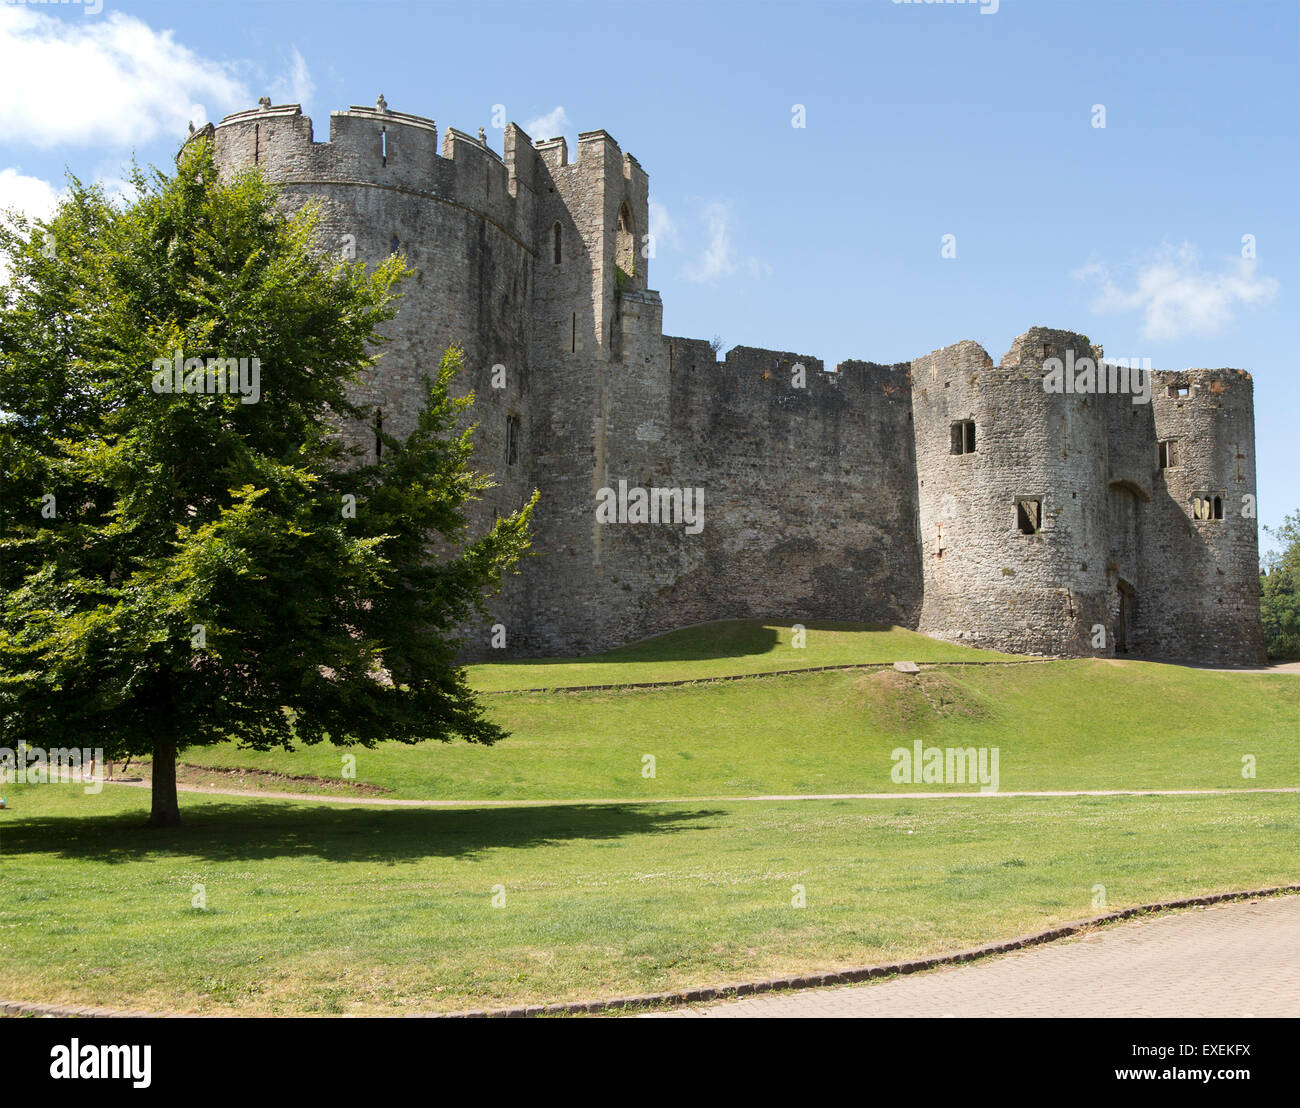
left=1016, top=498, right=1042, bottom=535
left=1158, top=439, right=1180, bottom=470
left=951, top=420, right=976, bottom=455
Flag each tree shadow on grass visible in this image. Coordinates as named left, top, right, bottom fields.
left=0, top=802, right=726, bottom=865
left=488, top=619, right=896, bottom=669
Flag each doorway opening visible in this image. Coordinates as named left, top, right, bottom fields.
left=1116, top=579, right=1135, bottom=654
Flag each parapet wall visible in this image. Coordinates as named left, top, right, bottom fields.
left=654, top=343, right=921, bottom=636
left=501, top=330, right=923, bottom=657
left=207, top=103, right=534, bottom=244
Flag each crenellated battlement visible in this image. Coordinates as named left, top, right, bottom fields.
left=203, top=99, right=564, bottom=248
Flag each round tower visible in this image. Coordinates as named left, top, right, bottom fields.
left=912, top=328, right=1114, bottom=656
left=191, top=98, right=543, bottom=649
left=195, top=100, right=536, bottom=463
left=1144, top=369, right=1264, bottom=663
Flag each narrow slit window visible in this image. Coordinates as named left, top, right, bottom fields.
left=1016, top=498, right=1042, bottom=535
left=950, top=420, right=976, bottom=455
left=374, top=409, right=383, bottom=461
left=570, top=312, right=576, bottom=353
left=381, top=128, right=387, bottom=166
left=553, top=223, right=562, bottom=265
left=254, top=123, right=260, bottom=165
left=506, top=413, right=520, bottom=466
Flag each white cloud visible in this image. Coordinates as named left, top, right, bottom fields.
left=0, top=6, right=247, bottom=148
left=0, top=165, right=143, bottom=285
left=0, top=168, right=62, bottom=284
left=1075, top=242, right=1279, bottom=341
left=524, top=105, right=570, bottom=141
left=0, top=169, right=62, bottom=223
left=270, top=47, right=314, bottom=111
left=680, top=200, right=771, bottom=285
left=648, top=199, right=680, bottom=251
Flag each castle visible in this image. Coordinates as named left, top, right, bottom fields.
left=191, top=98, right=1265, bottom=666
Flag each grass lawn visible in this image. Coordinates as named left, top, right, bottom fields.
left=466, top=620, right=1022, bottom=691
left=175, top=658, right=1300, bottom=801
left=4, top=622, right=1296, bottom=1015
left=1, top=783, right=1296, bottom=1015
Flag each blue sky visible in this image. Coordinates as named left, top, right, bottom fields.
left=1, top=0, right=1296, bottom=547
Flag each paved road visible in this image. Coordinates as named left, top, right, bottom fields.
left=652, top=895, right=1300, bottom=1018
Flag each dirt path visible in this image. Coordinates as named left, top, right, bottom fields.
left=103, top=779, right=1300, bottom=809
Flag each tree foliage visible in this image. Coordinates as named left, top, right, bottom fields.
left=0, top=142, right=535, bottom=825
left=1261, top=511, right=1300, bottom=661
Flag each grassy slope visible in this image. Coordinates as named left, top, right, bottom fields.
left=177, top=659, right=1300, bottom=799
left=1, top=783, right=1296, bottom=1015
left=466, top=621, right=1021, bottom=691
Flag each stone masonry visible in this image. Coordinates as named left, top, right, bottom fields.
left=190, top=99, right=1265, bottom=666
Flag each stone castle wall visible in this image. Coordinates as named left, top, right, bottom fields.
left=196, top=100, right=1265, bottom=666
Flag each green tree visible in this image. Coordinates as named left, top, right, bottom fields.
left=1260, top=511, right=1300, bottom=661
left=0, top=142, right=535, bottom=826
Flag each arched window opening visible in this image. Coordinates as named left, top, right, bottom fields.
left=615, top=201, right=636, bottom=279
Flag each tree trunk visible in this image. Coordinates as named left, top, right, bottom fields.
left=147, top=736, right=181, bottom=827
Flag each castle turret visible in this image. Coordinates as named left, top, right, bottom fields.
left=912, top=328, right=1115, bottom=655
left=199, top=98, right=540, bottom=641
left=1142, top=369, right=1264, bottom=663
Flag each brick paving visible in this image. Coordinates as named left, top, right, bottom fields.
left=651, top=895, right=1300, bottom=1018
